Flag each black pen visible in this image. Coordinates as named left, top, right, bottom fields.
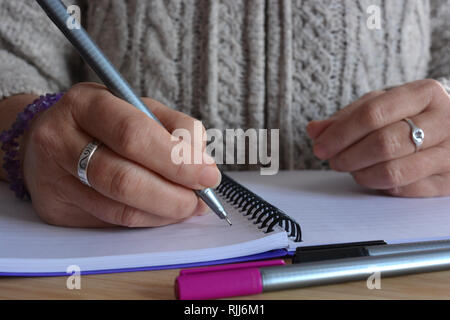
left=36, top=0, right=231, bottom=226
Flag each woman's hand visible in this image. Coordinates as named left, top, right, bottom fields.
left=20, top=82, right=221, bottom=227
left=307, top=79, right=450, bottom=198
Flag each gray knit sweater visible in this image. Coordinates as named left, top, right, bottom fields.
left=1, top=0, right=450, bottom=170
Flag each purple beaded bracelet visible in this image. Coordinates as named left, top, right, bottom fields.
left=0, top=93, right=64, bottom=200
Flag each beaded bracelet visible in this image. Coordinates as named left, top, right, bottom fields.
left=0, top=93, right=64, bottom=200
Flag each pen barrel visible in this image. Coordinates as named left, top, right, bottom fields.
left=195, top=189, right=226, bottom=220
left=36, top=0, right=160, bottom=122
left=260, top=248, right=450, bottom=292
left=368, top=240, right=450, bottom=256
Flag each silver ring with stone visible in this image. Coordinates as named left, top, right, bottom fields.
left=403, top=118, right=424, bottom=153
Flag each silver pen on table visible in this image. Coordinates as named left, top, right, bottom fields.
left=365, top=239, right=450, bottom=256
left=36, top=0, right=231, bottom=226
left=262, top=240, right=450, bottom=293
left=261, top=248, right=450, bottom=293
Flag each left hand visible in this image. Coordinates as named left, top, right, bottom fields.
left=307, top=79, right=450, bottom=198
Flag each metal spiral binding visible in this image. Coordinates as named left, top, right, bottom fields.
left=215, top=173, right=302, bottom=242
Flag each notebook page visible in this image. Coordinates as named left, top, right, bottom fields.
left=227, top=171, right=450, bottom=250
left=0, top=182, right=288, bottom=273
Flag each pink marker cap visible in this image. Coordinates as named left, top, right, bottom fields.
left=175, top=260, right=285, bottom=300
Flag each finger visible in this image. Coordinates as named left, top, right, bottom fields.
left=63, top=83, right=220, bottom=190
left=383, top=172, right=450, bottom=198
left=57, top=125, right=205, bottom=220
left=141, top=98, right=207, bottom=151
left=307, top=91, right=386, bottom=140
left=351, top=141, right=450, bottom=190
left=55, top=174, right=186, bottom=227
left=306, top=120, right=334, bottom=141
left=313, top=79, right=448, bottom=160
left=331, top=91, right=387, bottom=121
left=330, top=109, right=450, bottom=172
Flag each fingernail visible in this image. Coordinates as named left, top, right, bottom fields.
left=199, top=166, right=222, bottom=188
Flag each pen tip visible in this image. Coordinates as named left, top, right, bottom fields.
left=226, top=217, right=232, bottom=226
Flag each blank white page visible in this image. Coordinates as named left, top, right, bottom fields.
left=227, top=171, right=450, bottom=250
left=0, top=182, right=288, bottom=274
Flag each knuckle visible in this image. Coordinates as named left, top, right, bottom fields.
left=423, top=79, right=447, bottom=99
left=108, top=166, right=142, bottom=200
left=62, top=85, right=83, bottom=107
left=30, top=121, right=57, bottom=158
left=180, top=113, right=196, bottom=124
left=362, top=101, right=385, bottom=128
left=379, top=163, right=403, bottom=188
left=173, top=160, right=186, bottom=180
left=171, top=195, right=197, bottom=219
left=116, top=205, right=143, bottom=227
left=374, top=130, right=399, bottom=159
left=63, top=83, right=93, bottom=110
left=183, top=115, right=205, bottom=133
left=92, top=89, right=115, bottom=109
left=116, top=116, right=149, bottom=156
left=331, top=132, right=347, bottom=152
left=362, top=90, right=384, bottom=100
left=423, top=79, right=443, bottom=91
left=64, top=83, right=110, bottom=115
left=180, top=116, right=204, bottom=145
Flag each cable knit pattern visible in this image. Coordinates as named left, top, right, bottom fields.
left=0, top=0, right=449, bottom=170
left=0, top=0, right=82, bottom=100
left=429, top=0, right=450, bottom=94
left=290, top=0, right=345, bottom=169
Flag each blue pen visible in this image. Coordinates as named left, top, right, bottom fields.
left=36, top=0, right=231, bottom=226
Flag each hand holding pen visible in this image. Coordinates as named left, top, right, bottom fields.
left=7, top=0, right=232, bottom=228
left=19, top=83, right=223, bottom=227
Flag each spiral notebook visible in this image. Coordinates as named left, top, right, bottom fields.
left=1, top=171, right=450, bottom=276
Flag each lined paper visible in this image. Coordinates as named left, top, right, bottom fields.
left=0, top=183, right=287, bottom=273
left=227, top=171, right=450, bottom=250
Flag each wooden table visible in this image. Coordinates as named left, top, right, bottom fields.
left=1, top=260, right=449, bottom=299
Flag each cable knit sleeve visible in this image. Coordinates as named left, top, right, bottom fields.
left=0, top=0, right=83, bottom=101
left=429, top=0, right=450, bottom=94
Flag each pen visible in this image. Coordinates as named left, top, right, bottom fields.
left=176, top=248, right=450, bottom=299
left=367, top=239, right=450, bottom=256
left=36, top=0, right=231, bottom=226
left=261, top=248, right=450, bottom=293
left=293, top=239, right=450, bottom=263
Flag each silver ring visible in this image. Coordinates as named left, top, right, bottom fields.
left=403, top=118, right=425, bottom=153
left=77, top=141, right=101, bottom=187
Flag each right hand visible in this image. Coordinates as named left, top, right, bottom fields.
left=21, top=82, right=222, bottom=227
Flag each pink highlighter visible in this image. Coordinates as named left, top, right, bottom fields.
left=175, top=260, right=286, bottom=300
